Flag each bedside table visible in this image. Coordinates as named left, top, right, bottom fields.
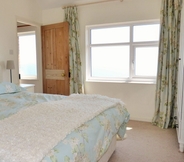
left=20, top=84, right=35, bottom=92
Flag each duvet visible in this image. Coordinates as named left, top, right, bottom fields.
left=0, top=82, right=130, bottom=162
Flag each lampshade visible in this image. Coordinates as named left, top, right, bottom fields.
left=6, top=60, right=15, bottom=70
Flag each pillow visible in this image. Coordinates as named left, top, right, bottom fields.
left=0, top=82, right=25, bottom=95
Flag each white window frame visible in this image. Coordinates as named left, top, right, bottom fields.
left=86, top=20, right=160, bottom=84
left=18, top=31, right=38, bottom=80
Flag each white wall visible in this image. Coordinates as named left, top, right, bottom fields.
left=42, top=0, right=161, bottom=122
left=0, top=0, right=42, bottom=92
left=42, top=7, right=64, bottom=25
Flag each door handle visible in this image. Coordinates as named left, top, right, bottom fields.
left=61, top=73, right=65, bottom=77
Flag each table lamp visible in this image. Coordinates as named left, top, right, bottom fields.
left=6, top=60, right=15, bottom=83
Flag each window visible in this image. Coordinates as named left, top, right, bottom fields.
left=86, top=21, right=160, bottom=83
left=18, top=31, right=37, bottom=80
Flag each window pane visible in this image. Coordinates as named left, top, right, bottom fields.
left=91, top=46, right=129, bottom=78
left=133, top=24, right=160, bottom=42
left=135, top=47, right=158, bottom=76
left=18, top=33, right=37, bottom=79
left=91, top=27, right=130, bottom=44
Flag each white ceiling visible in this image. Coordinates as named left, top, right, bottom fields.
left=38, top=0, right=102, bottom=9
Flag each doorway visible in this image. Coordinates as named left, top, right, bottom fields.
left=17, top=21, right=43, bottom=92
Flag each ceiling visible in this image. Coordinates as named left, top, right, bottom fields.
left=38, top=0, right=103, bottom=10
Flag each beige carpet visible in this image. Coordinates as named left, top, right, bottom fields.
left=109, top=120, right=184, bottom=162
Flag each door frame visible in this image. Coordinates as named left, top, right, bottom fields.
left=16, top=17, right=43, bottom=92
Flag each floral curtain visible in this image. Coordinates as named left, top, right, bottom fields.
left=64, top=6, right=83, bottom=94
left=152, top=0, right=183, bottom=129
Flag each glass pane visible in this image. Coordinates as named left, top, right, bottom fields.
left=135, top=47, right=158, bottom=76
left=133, top=24, right=160, bottom=42
left=91, top=27, right=130, bottom=44
left=91, top=46, right=129, bottom=78
left=18, top=33, right=37, bottom=79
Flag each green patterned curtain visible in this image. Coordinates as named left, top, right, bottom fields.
left=152, top=0, right=183, bottom=129
left=64, top=6, right=83, bottom=94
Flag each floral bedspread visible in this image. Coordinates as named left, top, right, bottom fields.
left=0, top=90, right=129, bottom=162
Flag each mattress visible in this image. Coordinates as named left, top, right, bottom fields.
left=0, top=82, right=130, bottom=162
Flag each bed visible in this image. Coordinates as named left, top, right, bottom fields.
left=0, top=82, right=130, bottom=162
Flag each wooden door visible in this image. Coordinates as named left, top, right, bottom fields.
left=41, top=22, right=69, bottom=95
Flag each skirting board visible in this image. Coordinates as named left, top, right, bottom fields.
left=130, top=117, right=152, bottom=122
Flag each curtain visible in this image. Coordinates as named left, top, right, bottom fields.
left=152, top=0, right=183, bottom=129
left=64, top=6, right=83, bottom=94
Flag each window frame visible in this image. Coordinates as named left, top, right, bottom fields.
left=18, top=30, right=38, bottom=80
left=86, top=20, right=160, bottom=84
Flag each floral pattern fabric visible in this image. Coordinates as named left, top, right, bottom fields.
left=42, top=106, right=129, bottom=162
left=0, top=91, right=65, bottom=120
left=0, top=90, right=129, bottom=162
left=64, top=7, right=83, bottom=94
left=0, top=82, right=25, bottom=95
left=152, top=0, right=183, bottom=128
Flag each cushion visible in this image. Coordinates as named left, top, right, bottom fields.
left=0, top=82, right=25, bottom=95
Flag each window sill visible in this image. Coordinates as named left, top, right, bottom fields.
left=86, top=79, right=156, bottom=85
left=20, top=78, right=38, bottom=81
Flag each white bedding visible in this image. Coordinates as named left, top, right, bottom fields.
left=0, top=94, right=124, bottom=162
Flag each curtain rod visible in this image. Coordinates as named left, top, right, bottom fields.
left=62, top=0, right=123, bottom=9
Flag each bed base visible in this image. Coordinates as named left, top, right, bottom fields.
left=98, top=135, right=116, bottom=162
left=98, top=133, right=127, bottom=162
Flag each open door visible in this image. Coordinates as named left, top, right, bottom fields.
left=41, top=22, right=69, bottom=95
